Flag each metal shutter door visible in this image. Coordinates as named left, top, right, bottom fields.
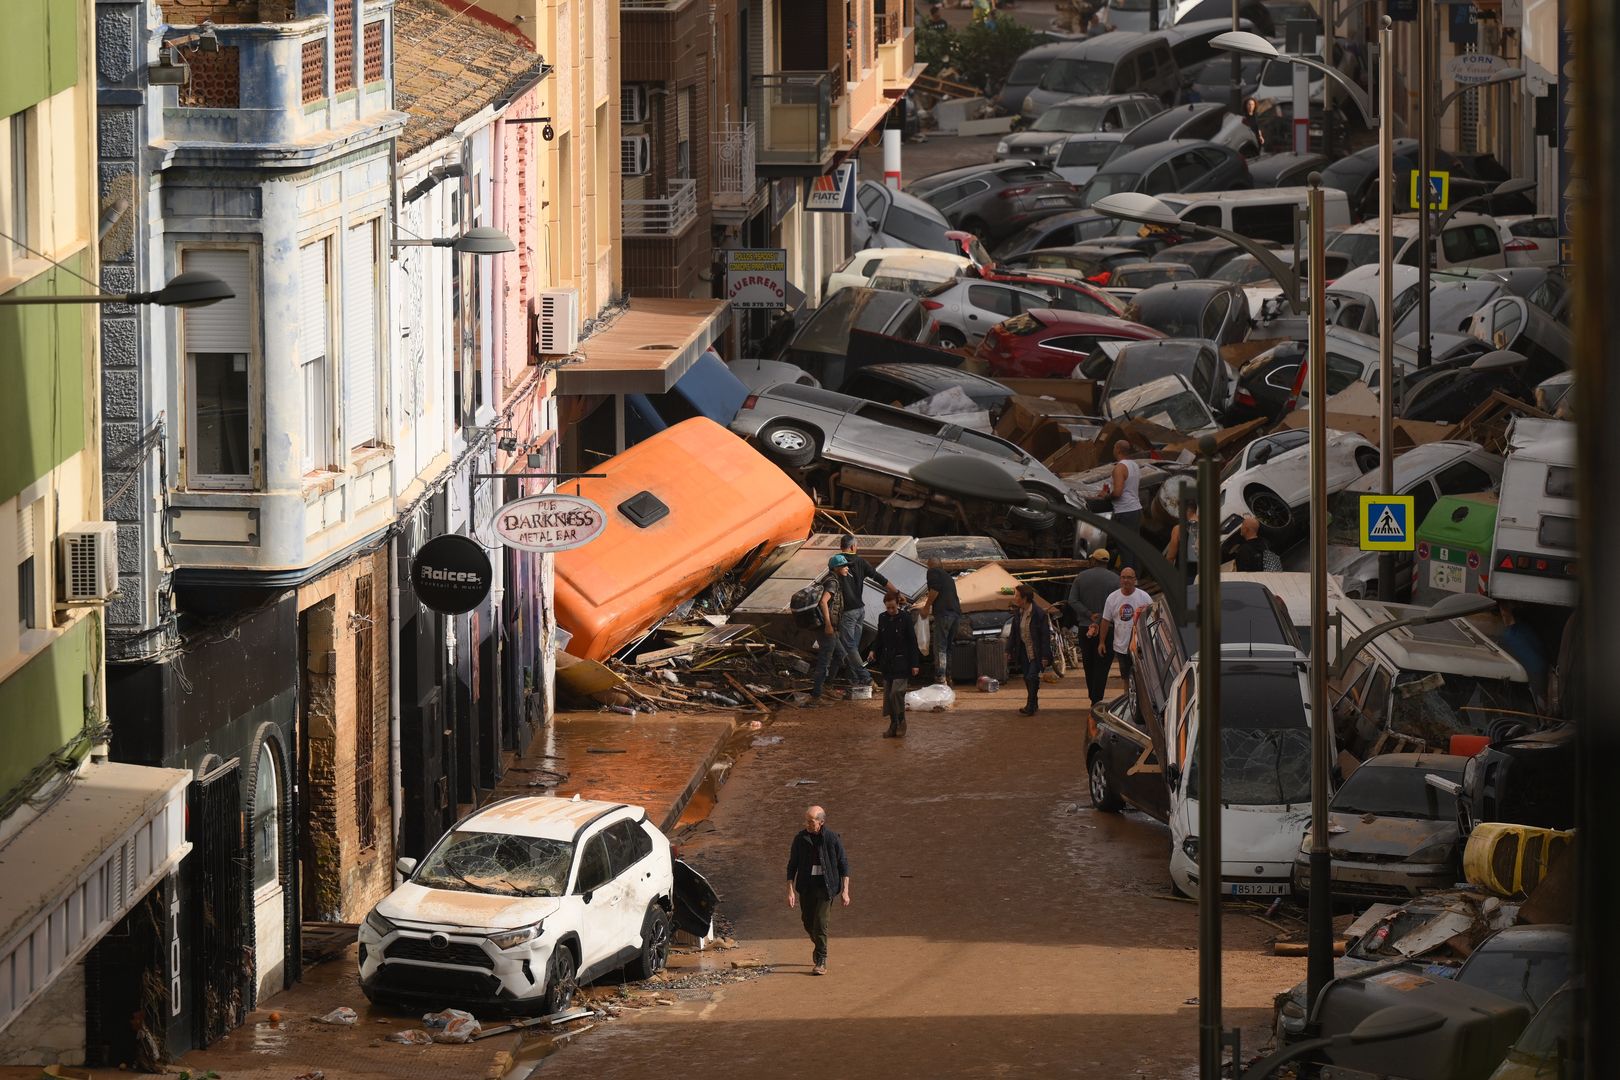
left=343, top=222, right=378, bottom=447
left=182, top=249, right=252, bottom=353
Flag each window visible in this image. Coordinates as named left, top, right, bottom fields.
left=1545, top=465, right=1576, bottom=499
left=969, top=284, right=1018, bottom=317
left=1433, top=459, right=1495, bottom=496
left=676, top=89, right=693, bottom=179
left=182, top=249, right=256, bottom=488
left=1232, top=204, right=1295, bottom=245
left=858, top=184, right=886, bottom=217
left=883, top=207, right=949, bottom=251
left=252, top=744, right=281, bottom=894
left=15, top=497, right=42, bottom=637
left=1201, top=292, right=1231, bottom=340
left=1171, top=152, right=1206, bottom=190
left=299, top=238, right=334, bottom=473
left=602, top=819, right=653, bottom=875
left=1039, top=334, right=1104, bottom=354
left=955, top=429, right=1023, bottom=461
left=343, top=220, right=382, bottom=450
left=5, top=110, right=28, bottom=264
left=1143, top=165, right=1176, bottom=195
left=1412, top=480, right=1439, bottom=525
left=1058, top=140, right=1114, bottom=168
left=1538, top=514, right=1576, bottom=550
left=1325, top=355, right=1363, bottom=395
left=1183, top=205, right=1222, bottom=228
left=1511, top=218, right=1557, bottom=239
left=574, top=834, right=612, bottom=893
left=857, top=402, right=942, bottom=435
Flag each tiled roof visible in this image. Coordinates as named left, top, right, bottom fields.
left=392, top=0, right=549, bottom=159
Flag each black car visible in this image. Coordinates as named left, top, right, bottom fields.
left=1226, top=339, right=1371, bottom=424
left=1321, top=141, right=1536, bottom=222
left=1150, top=237, right=1244, bottom=277
left=992, top=209, right=1117, bottom=260
left=1097, top=337, right=1231, bottom=413
left=906, top=162, right=1084, bottom=246
left=1123, top=280, right=1251, bottom=346
left=997, top=243, right=1147, bottom=279
left=838, top=363, right=1016, bottom=416
left=782, top=287, right=936, bottom=388
left=1246, top=151, right=1330, bottom=188
left=1078, top=140, right=1252, bottom=209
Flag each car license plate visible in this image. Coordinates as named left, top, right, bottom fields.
left=1430, top=562, right=1466, bottom=593
left=1223, top=881, right=1288, bottom=897
left=1038, top=195, right=1069, bottom=206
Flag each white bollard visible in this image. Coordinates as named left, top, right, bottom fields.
left=883, top=128, right=902, bottom=190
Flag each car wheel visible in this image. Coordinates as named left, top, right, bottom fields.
left=1354, top=447, right=1380, bottom=473
left=542, top=944, right=578, bottom=1014
left=760, top=423, right=819, bottom=469
left=1008, top=483, right=1061, bottom=530
left=1088, top=749, right=1125, bottom=814
left=937, top=327, right=967, bottom=350
left=625, top=904, right=671, bottom=981
left=1244, top=486, right=1293, bottom=532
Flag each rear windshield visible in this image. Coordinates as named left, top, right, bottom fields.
left=1043, top=59, right=1113, bottom=96
left=1079, top=172, right=1142, bottom=207
left=885, top=207, right=953, bottom=251
left=1329, top=231, right=1383, bottom=268
left=1060, top=140, right=1119, bottom=167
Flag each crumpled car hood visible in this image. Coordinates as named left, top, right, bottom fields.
left=1326, top=812, right=1457, bottom=860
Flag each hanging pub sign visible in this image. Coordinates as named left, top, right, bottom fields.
left=493, top=493, right=608, bottom=553
left=411, top=534, right=494, bottom=614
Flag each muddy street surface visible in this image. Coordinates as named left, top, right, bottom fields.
left=561, top=687, right=1299, bottom=1079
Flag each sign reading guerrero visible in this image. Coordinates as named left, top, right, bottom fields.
left=411, top=534, right=494, bottom=614
left=494, top=493, right=607, bottom=552
left=725, top=248, right=789, bottom=309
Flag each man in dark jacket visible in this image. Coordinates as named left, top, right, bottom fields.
left=1067, top=549, right=1120, bottom=709
left=920, top=557, right=961, bottom=684
left=1007, top=584, right=1053, bottom=716
left=786, top=805, right=851, bottom=975
left=867, top=589, right=922, bottom=737
left=1222, top=513, right=1273, bottom=572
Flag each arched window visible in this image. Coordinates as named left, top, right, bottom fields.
left=252, top=743, right=280, bottom=894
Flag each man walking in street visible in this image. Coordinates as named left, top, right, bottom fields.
left=920, top=557, right=961, bottom=684
left=808, top=556, right=868, bottom=703
left=1095, top=441, right=1144, bottom=570
left=1008, top=584, right=1053, bottom=716
left=786, top=805, right=851, bottom=975
left=835, top=537, right=888, bottom=699
left=868, top=589, right=922, bottom=737
left=1098, top=567, right=1143, bottom=694
left=1067, top=549, right=1119, bottom=710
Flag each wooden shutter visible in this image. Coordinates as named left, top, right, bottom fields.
left=344, top=221, right=379, bottom=448
left=181, top=249, right=252, bottom=353
left=299, top=239, right=331, bottom=470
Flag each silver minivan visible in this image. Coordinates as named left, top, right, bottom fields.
left=1021, top=33, right=1182, bottom=121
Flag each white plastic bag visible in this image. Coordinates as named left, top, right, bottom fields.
left=317, top=1007, right=357, bottom=1025
left=421, top=1007, right=481, bottom=1043
left=914, top=613, right=931, bottom=657
left=905, top=683, right=956, bottom=711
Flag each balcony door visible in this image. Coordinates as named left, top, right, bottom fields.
left=778, top=0, right=834, bottom=74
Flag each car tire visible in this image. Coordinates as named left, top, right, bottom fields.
left=1354, top=447, right=1380, bottom=473
left=760, top=423, right=819, bottom=469
left=625, top=904, right=671, bottom=981
left=937, top=328, right=967, bottom=350
left=1008, top=483, right=1062, bottom=530
left=1244, top=485, right=1293, bottom=532
left=1088, top=749, right=1125, bottom=814
left=542, top=944, right=579, bottom=1014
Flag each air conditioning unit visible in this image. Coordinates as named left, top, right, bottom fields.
left=59, top=522, right=119, bottom=603
left=620, top=84, right=648, bottom=125
left=620, top=134, right=650, bottom=177
left=534, top=288, right=580, bottom=356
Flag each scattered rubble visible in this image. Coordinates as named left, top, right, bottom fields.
left=316, top=1007, right=358, bottom=1025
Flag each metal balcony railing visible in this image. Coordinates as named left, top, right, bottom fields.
left=751, top=70, right=836, bottom=166
left=876, top=10, right=901, bottom=45
left=623, top=177, right=699, bottom=237
left=712, top=122, right=757, bottom=204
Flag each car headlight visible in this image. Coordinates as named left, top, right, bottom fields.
left=1411, top=841, right=1455, bottom=864
left=487, top=923, right=545, bottom=951
left=1045, top=139, right=1066, bottom=157
left=364, top=909, right=396, bottom=938
left=996, top=140, right=1010, bottom=155
left=1182, top=836, right=1200, bottom=862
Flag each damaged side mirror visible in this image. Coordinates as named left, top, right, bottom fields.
left=395, top=857, right=417, bottom=877
left=581, top=890, right=595, bottom=904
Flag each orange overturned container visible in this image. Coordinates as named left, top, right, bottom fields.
left=554, top=418, right=815, bottom=661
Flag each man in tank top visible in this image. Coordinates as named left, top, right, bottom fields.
left=1098, top=440, right=1143, bottom=571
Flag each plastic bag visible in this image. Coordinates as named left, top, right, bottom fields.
left=386, top=1028, right=434, bottom=1045
left=317, top=1007, right=357, bottom=1025
left=422, top=1008, right=481, bottom=1043
left=905, top=683, right=956, bottom=710
left=914, top=613, right=931, bottom=657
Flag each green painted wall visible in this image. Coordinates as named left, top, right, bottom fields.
left=0, top=255, right=88, bottom=505
left=0, top=0, right=78, bottom=119
left=0, top=615, right=96, bottom=803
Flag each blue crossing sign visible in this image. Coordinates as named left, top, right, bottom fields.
left=1360, top=495, right=1417, bottom=552
left=1409, top=170, right=1450, bottom=211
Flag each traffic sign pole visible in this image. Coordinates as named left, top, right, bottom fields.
left=1417, top=0, right=1435, bottom=370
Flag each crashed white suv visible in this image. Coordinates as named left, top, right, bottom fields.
left=360, top=796, right=690, bottom=1014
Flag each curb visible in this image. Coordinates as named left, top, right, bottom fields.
left=654, top=718, right=738, bottom=835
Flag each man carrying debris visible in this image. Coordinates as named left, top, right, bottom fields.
left=1098, top=567, right=1142, bottom=692
left=809, top=555, right=872, bottom=703
left=786, top=805, right=851, bottom=976
left=868, top=588, right=922, bottom=737
left=921, top=557, right=961, bottom=683
left=836, top=537, right=890, bottom=697
left=1096, top=441, right=1144, bottom=571
left=1067, top=549, right=1119, bottom=709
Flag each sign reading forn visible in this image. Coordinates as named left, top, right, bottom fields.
left=494, top=493, right=607, bottom=553
left=1447, top=53, right=1509, bottom=85
left=411, top=533, right=494, bottom=614
left=725, top=248, right=789, bottom=309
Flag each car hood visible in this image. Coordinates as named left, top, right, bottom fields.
left=1324, top=812, right=1457, bottom=860
left=376, top=882, right=567, bottom=931
left=1002, top=131, right=1069, bottom=150
left=1181, top=800, right=1312, bottom=866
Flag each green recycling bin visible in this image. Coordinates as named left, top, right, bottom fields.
left=1414, top=494, right=1499, bottom=605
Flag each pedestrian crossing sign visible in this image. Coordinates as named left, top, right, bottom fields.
left=1359, top=495, right=1417, bottom=552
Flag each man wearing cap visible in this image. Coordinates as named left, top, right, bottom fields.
left=1067, top=550, right=1120, bottom=709
left=808, top=555, right=871, bottom=702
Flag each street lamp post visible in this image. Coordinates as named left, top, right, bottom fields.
left=1377, top=15, right=1396, bottom=603
left=0, top=267, right=236, bottom=308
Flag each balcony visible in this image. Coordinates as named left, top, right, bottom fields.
left=752, top=70, right=846, bottom=169
left=623, top=178, right=700, bottom=237
left=161, top=14, right=394, bottom=151
left=877, top=13, right=924, bottom=95
left=712, top=122, right=760, bottom=214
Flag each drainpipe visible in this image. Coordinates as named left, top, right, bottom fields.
left=388, top=532, right=404, bottom=872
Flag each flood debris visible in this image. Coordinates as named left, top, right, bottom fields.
left=386, top=1028, right=434, bottom=1045
left=316, top=1006, right=358, bottom=1025
left=422, top=1008, right=482, bottom=1043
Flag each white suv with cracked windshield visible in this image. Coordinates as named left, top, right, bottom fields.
left=360, top=796, right=677, bottom=1013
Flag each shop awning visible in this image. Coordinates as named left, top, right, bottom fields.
left=0, top=761, right=192, bottom=1032
left=557, top=298, right=731, bottom=397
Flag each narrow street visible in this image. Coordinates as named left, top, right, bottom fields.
left=559, top=685, right=1297, bottom=1079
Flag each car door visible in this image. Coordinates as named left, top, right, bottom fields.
left=1164, top=664, right=1196, bottom=832
left=603, top=819, right=660, bottom=935
left=836, top=401, right=948, bottom=471
left=854, top=183, right=890, bottom=248
left=570, top=829, right=623, bottom=971
left=1143, top=162, right=1178, bottom=196
left=963, top=282, right=1023, bottom=341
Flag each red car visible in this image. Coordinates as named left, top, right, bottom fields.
left=976, top=309, right=1165, bottom=379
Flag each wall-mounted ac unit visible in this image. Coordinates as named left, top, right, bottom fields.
left=621, top=84, right=648, bottom=125
left=620, top=134, right=651, bottom=177
left=59, top=522, right=119, bottom=603
left=534, top=288, right=580, bottom=356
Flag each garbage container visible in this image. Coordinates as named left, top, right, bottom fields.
left=1413, top=494, right=1498, bottom=605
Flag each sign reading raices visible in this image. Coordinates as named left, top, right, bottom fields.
left=725, top=248, right=789, bottom=310
left=411, top=534, right=494, bottom=614
left=494, top=493, right=608, bottom=552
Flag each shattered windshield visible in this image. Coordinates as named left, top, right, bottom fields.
left=413, top=829, right=575, bottom=897
left=1113, top=388, right=1213, bottom=432
left=1188, top=728, right=1313, bottom=806
left=1331, top=761, right=1463, bottom=819
left=1389, top=671, right=1541, bottom=743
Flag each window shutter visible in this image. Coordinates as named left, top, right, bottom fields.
left=17, top=501, right=35, bottom=561
left=299, top=239, right=331, bottom=470
left=182, top=250, right=252, bottom=353
left=344, top=222, right=379, bottom=448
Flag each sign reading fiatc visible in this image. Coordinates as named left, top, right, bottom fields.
left=494, top=493, right=608, bottom=553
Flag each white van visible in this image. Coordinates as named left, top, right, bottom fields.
left=1156, top=187, right=1352, bottom=247
left=1489, top=417, right=1576, bottom=608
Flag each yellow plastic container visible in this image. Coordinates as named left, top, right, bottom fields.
left=1463, top=822, right=1575, bottom=898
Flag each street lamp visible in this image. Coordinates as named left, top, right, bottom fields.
left=1092, top=192, right=1307, bottom=314
left=1436, top=67, right=1527, bottom=118
left=1212, top=30, right=1376, bottom=126
left=1240, top=1005, right=1446, bottom=1080
left=1434, top=177, right=1537, bottom=234
left=0, top=268, right=234, bottom=308
left=911, top=449, right=1231, bottom=1078
left=391, top=225, right=517, bottom=254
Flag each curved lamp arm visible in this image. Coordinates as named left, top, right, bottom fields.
left=1182, top=221, right=1304, bottom=315
left=1278, top=54, right=1376, bottom=126
left=1329, top=613, right=1428, bottom=681
left=1437, top=70, right=1525, bottom=118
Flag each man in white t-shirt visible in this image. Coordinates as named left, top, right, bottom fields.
left=1098, top=567, right=1142, bottom=691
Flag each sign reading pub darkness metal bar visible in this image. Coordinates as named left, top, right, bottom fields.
left=411, top=534, right=494, bottom=614
left=494, top=493, right=607, bottom=552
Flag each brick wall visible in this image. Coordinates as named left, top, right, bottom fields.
left=296, top=548, right=394, bottom=921
left=160, top=0, right=268, bottom=23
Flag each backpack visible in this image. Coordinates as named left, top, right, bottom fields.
left=791, top=574, right=842, bottom=629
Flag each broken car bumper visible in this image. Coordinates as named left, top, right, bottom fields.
left=1292, top=857, right=1455, bottom=903
left=358, top=922, right=561, bottom=1006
